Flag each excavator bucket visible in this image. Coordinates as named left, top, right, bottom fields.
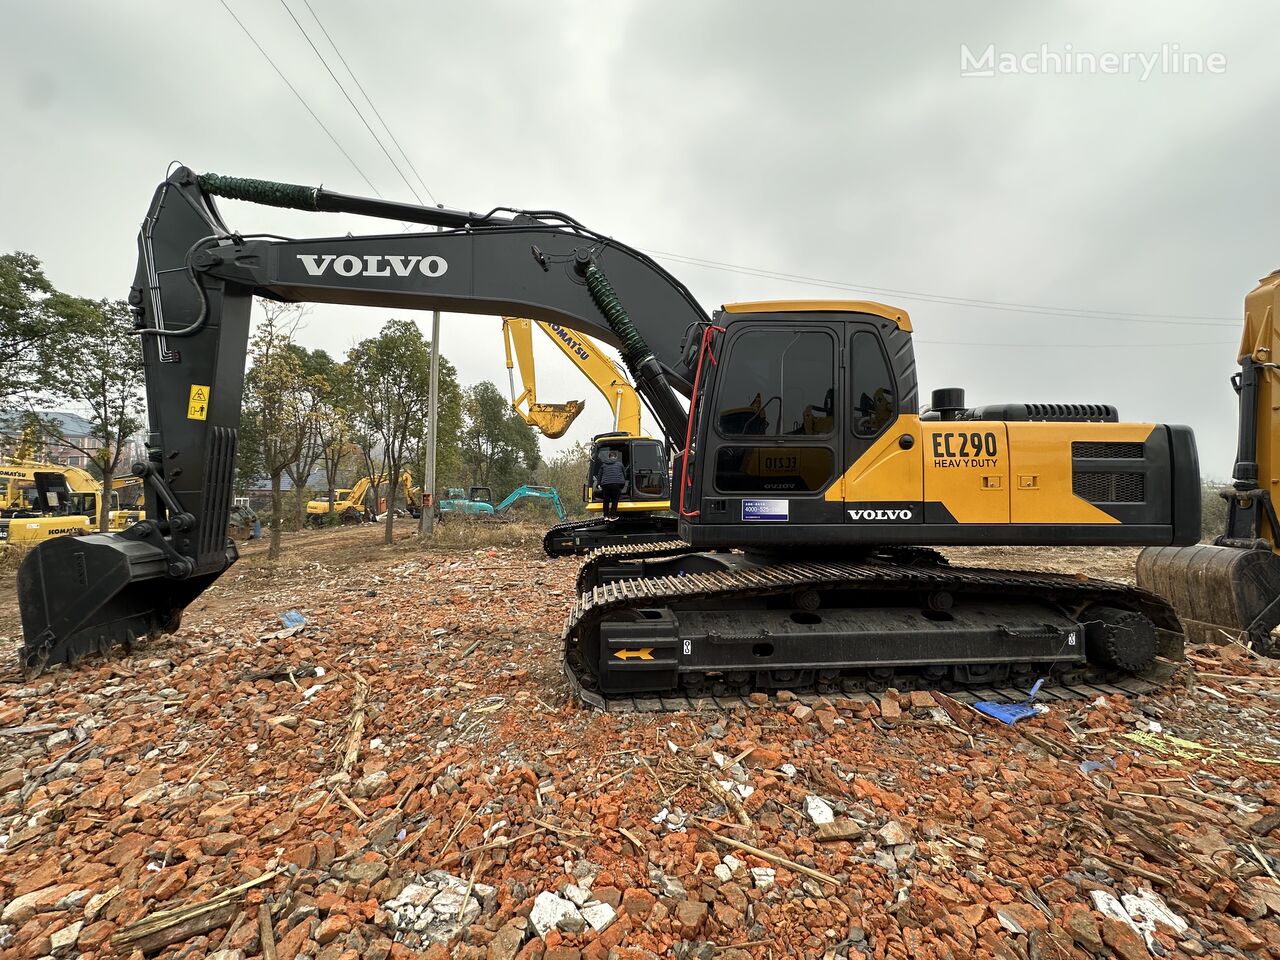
left=527, top=400, right=586, bottom=439
left=1136, top=543, right=1280, bottom=651
left=15, top=529, right=233, bottom=672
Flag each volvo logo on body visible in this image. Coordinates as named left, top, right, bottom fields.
left=848, top=507, right=914, bottom=521
left=296, top=254, right=449, bottom=278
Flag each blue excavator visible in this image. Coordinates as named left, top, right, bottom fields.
left=436, top=484, right=567, bottom=522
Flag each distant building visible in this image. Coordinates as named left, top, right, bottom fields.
left=0, top=411, right=146, bottom=472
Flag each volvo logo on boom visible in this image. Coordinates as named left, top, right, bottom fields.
left=296, top=254, right=448, bottom=278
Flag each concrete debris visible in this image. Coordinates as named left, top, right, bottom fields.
left=529, top=890, right=585, bottom=936
left=804, top=794, right=835, bottom=825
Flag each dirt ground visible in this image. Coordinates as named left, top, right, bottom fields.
left=1, top=526, right=1278, bottom=960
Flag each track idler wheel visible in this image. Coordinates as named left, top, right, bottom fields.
left=1085, top=607, right=1158, bottom=673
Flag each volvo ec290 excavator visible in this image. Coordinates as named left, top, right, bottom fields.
left=17, top=168, right=1200, bottom=707
left=502, top=316, right=678, bottom=556
left=1138, top=268, right=1280, bottom=655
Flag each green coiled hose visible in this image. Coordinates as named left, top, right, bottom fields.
left=197, top=173, right=320, bottom=211
left=583, top=263, right=652, bottom=370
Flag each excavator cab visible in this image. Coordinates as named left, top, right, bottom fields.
left=584, top=435, right=670, bottom=513
left=1, top=473, right=93, bottom=545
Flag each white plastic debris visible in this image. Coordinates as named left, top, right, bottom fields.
left=1091, top=889, right=1181, bottom=950
left=805, top=795, right=835, bottom=825
left=651, top=806, right=688, bottom=831
left=718, top=779, right=755, bottom=800
left=1121, top=890, right=1188, bottom=947
left=314, top=666, right=326, bottom=677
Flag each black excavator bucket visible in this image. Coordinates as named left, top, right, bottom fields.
left=15, top=529, right=235, bottom=672
left=1136, top=543, right=1280, bottom=653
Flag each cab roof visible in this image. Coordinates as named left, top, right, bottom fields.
left=721, top=300, right=911, bottom=332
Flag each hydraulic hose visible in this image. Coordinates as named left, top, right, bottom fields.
left=581, top=261, right=688, bottom=442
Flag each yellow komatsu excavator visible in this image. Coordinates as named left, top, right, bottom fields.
left=502, top=317, right=677, bottom=555
left=1138, top=269, right=1280, bottom=655
left=305, top=470, right=418, bottom=526
left=0, top=460, right=145, bottom=543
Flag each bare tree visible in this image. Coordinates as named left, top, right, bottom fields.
left=242, top=302, right=316, bottom=559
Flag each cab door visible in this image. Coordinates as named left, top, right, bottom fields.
left=700, top=322, right=844, bottom=527
left=840, top=324, right=923, bottom=524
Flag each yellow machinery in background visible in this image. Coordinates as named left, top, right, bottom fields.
left=1138, top=268, right=1280, bottom=654
left=501, top=317, right=676, bottom=555
left=0, top=460, right=145, bottom=543
left=305, top=470, right=419, bottom=526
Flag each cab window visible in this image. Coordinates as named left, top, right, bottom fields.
left=850, top=330, right=895, bottom=438
left=716, top=330, right=835, bottom=437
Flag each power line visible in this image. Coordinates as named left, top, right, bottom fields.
left=299, top=0, right=438, bottom=206
left=216, top=0, right=383, bottom=197
left=275, top=0, right=426, bottom=206
left=647, top=248, right=1239, bottom=328
left=916, top=339, right=1234, bottom=348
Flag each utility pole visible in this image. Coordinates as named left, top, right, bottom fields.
left=420, top=307, right=441, bottom=538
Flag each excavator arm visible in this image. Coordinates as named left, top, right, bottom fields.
left=17, top=167, right=707, bottom=669
left=505, top=317, right=644, bottom=439
left=502, top=318, right=585, bottom=439
left=494, top=484, right=567, bottom=521
left=1137, top=268, right=1280, bottom=652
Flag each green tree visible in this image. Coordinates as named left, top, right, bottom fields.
left=534, top=442, right=592, bottom=518
left=282, top=345, right=339, bottom=529
left=243, top=303, right=318, bottom=559
left=347, top=319, right=460, bottom=543
left=0, top=251, right=92, bottom=441
left=39, top=298, right=146, bottom=531
left=314, top=361, right=357, bottom=524
left=459, top=380, right=541, bottom=494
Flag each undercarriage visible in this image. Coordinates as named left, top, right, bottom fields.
left=562, top=543, right=1184, bottom=710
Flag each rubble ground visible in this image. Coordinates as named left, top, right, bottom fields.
left=2, top=525, right=1279, bottom=960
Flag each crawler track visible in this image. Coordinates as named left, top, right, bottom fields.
left=542, top=514, right=679, bottom=557
left=562, top=543, right=1184, bottom=711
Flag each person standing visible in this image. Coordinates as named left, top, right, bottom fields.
left=598, top=450, right=627, bottom=519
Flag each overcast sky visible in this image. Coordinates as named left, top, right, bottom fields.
left=2, top=1, right=1276, bottom=475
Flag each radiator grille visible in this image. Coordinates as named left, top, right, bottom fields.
left=1073, top=471, right=1145, bottom=503
left=1072, top=441, right=1144, bottom=459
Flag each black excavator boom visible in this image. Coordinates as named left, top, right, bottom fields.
left=17, top=167, right=706, bottom=670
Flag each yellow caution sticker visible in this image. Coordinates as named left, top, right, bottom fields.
left=613, top=648, right=654, bottom=661
left=187, top=384, right=211, bottom=421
